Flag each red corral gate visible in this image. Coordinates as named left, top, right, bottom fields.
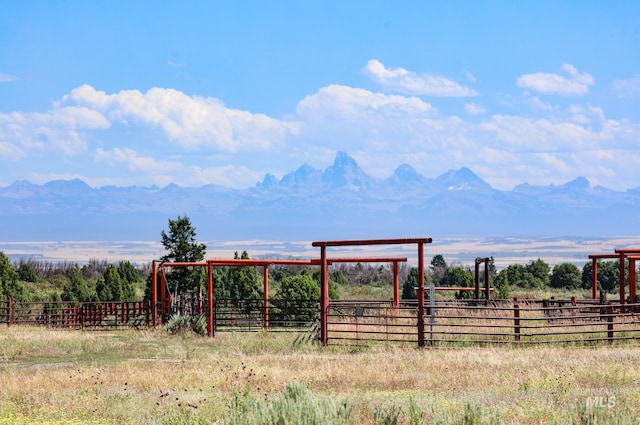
left=151, top=253, right=410, bottom=338
left=312, top=237, right=434, bottom=347
left=6, top=237, right=638, bottom=347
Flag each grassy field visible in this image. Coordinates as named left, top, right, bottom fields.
left=0, top=326, right=639, bottom=424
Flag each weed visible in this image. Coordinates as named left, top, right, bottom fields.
left=224, top=380, right=352, bottom=425
left=164, top=314, right=207, bottom=336
left=374, top=404, right=402, bottom=425
left=407, top=396, right=425, bottom=425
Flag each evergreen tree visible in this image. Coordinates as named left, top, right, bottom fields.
left=117, top=261, right=139, bottom=301
left=271, top=274, right=320, bottom=324
left=550, top=263, right=581, bottom=289
left=429, top=254, right=447, bottom=285
left=526, top=259, right=550, bottom=287
left=582, top=260, right=622, bottom=293
left=440, top=267, right=474, bottom=292
left=97, top=265, right=122, bottom=301
left=0, top=252, right=27, bottom=301
left=160, top=215, right=207, bottom=297
left=226, top=251, right=262, bottom=301
left=493, top=273, right=511, bottom=299
left=62, top=264, right=97, bottom=303
left=402, top=267, right=430, bottom=300
left=17, top=263, right=38, bottom=283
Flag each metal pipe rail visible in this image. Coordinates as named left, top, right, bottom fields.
left=325, top=300, right=640, bottom=347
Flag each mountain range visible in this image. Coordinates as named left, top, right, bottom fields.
left=1, top=151, right=638, bottom=242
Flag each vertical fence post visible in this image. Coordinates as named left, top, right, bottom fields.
left=474, top=260, right=480, bottom=300
left=320, top=245, right=329, bottom=346
left=7, top=297, right=13, bottom=327
left=417, top=242, right=425, bottom=348
left=619, top=253, right=626, bottom=313
left=392, top=260, right=399, bottom=317
left=591, top=259, right=598, bottom=300
left=629, top=258, right=637, bottom=314
left=571, top=296, right=577, bottom=323
left=263, top=265, right=269, bottom=330
left=513, top=297, right=520, bottom=342
left=151, top=260, right=157, bottom=329
left=207, top=262, right=214, bottom=338
left=607, top=303, right=614, bottom=344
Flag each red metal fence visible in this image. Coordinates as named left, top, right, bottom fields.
left=1, top=300, right=152, bottom=329
left=325, top=299, right=640, bottom=346
left=3, top=297, right=639, bottom=347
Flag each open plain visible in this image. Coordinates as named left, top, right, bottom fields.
left=1, top=327, right=639, bottom=424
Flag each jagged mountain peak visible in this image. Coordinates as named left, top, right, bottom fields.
left=387, top=164, right=428, bottom=188
left=436, top=167, right=491, bottom=191
left=322, top=151, right=371, bottom=190
left=0, top=153, right=637, bottom=241
left=332, top=151, right=358, bottom=169
left=256, top=173, right=279, bottom=189
left=43, top=178, right=93, bottom=192
left=563, top=176, right=590, bottom=190
left=279, top=164, right=322, bottom=187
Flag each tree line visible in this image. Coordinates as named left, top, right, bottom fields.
left=0, top=216, right=634, bottom=306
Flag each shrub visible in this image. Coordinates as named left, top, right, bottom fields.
left=271, top=274, right=319, bottom=326
left=164, top=314, right=208, bottom=336
left=224, top=380, right=352, bottom=425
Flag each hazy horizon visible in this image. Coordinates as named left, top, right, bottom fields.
left=2, top=236, right=638, bottom=271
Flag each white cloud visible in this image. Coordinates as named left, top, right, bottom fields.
left=66, top=84, right=298, bottom=152
left=95, top=147, right=181, bottom=173
left=517, top=63, right=594, bottom=96
left=480, top=115, right=593, bottom=151
left=523, top=94, right=554, bottom=112
left=94, top=147, right=261, bottom=188
left=296, top=84, right=452, bottom=156
left=189, top=164, right=262, bottom=188
left=0, top=142, right=25, bottom=160
left=462, top=70, right=477, bottom=83
left=0, top=73, right=19, bottom=82
left=3, top=79, right=640, bottom=192
left=293, top=82, right=640, bottom=190
left=0, top=107, right=109, bottom=155
left=613, top=75, right=640, bottom=98
left=465, top=103, right=487, bottom=116
left=362, top=59, right=478, bottom=97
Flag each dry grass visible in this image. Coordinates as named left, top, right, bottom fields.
left=1, top=326, right=639, bottom=424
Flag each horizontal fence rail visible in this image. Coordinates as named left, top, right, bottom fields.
left=325, top=299, right=640, bottom=347
left=0, top=298, right=319, bottom=334
left=213, top=298, right=318, bottom=332
left=2, top=300, right=152, bottom=329
left=3, top=297, right=640, bottom=347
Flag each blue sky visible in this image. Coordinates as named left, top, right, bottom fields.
left=1, top=1, right=639, bottom=191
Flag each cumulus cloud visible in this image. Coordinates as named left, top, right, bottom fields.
left=94, top=147, right=262, bottom=188
left=0, top=107, right=109, bottom=155
left=517, top=63, right=594, bottom=96
left=2, top=78, right=640, bottom=192
left=613, top=75, right=640, bottom=98
left=362, top=59, right=478, bottom=97
left=295, top=84, right=454, bottom=154
left=95, top=147, right=181, bottom=173
left=480, top=115, right=594, bottom=152
left=292, top=82, right=640, bottom=190
left=66, top=84, right=298, bottom=152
